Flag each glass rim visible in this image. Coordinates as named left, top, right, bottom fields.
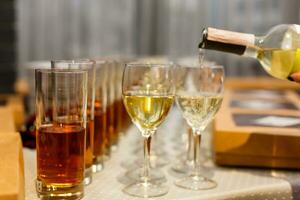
left=178, top=64, right=224, bottom=69
left=125, top=62, right=174, bottom=68
left=94, top=59, right=107, bottom=65
left=94, top=57, right=117, bottom=63
left=35, top=68, right=88, bottom=74
left=202, top=64, right=224, bottom=69
left=51, top=59, right=95, bottom=65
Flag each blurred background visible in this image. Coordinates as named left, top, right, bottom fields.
left=1, top=0, right=300, bottom=93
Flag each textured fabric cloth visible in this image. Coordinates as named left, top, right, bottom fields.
left=24, top=109, right=299, bottom=200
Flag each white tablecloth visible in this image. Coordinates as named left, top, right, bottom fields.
left=24, top=109, right=300, bottom=200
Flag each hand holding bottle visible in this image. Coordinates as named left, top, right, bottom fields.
left=290, top=72, right=300, bottom=83
left=199, top=24, right=300, bottom=82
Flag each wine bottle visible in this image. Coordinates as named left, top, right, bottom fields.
left=199, top=24, right=300, bottom=80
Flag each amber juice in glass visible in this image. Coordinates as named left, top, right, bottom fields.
left=93, top=99, right=107, bottom=171
left=37, top=123, right=85, bottom=185
left=115, top=61, right=125, bottom=135
left=85, top=119, right=94, bottom=172
left=92, top=60, right=109, bottom=171
left=107, top=61, right=119, bottom=150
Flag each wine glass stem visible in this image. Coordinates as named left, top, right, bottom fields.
left=143, top=135, right=152, bottom=182
left=193, top=131, right=202, bottom=176
left=187, top=129, right=194, bottom=162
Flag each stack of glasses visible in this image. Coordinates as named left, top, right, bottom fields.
left=35, top=58, right=131, bottom=199
left=34, top=57, right=225, bottom=199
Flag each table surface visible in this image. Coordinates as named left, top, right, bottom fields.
left=24, top=108, right=300, bottom=200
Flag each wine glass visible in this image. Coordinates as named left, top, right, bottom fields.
left=174, top=64, right=224, bottom=190
left=122, top=63, right=175, bottom=197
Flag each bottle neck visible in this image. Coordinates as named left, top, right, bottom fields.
left=243, top=37, right=264, bottom=58
left=199, top=27, right=256, bottom=56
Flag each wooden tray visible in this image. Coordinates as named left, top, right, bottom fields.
left=213, top=78, right=300, bottom=169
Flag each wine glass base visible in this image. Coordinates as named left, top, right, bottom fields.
left=171, top=160, right=193, bottom=174
left=126, top=168, right=166, bottom=182
left=120, top=159, right=139, bottom=170
left=123, top=182, right=168, bottom=198
left=175, top=175, right=217, bottom=190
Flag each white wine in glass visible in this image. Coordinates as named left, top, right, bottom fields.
left=175, top=65, right=224, bottom=190
left=123, top=95, right=173, bottom=132
left=177, top=94, right=223, bottom=131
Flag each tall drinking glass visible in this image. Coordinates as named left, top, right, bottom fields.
left=93, top=60, right=108, bottom=172
left=107, top=60, right=118, bottom=151
left=51, top=59, right=95, bottom=185
left=122, top=63, right=174, bottom=197
left=115, top=60, right=126, bottom=136
left=174, top=65, right=224, bottom=190
left=35, top=69, right=88, bottom=199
